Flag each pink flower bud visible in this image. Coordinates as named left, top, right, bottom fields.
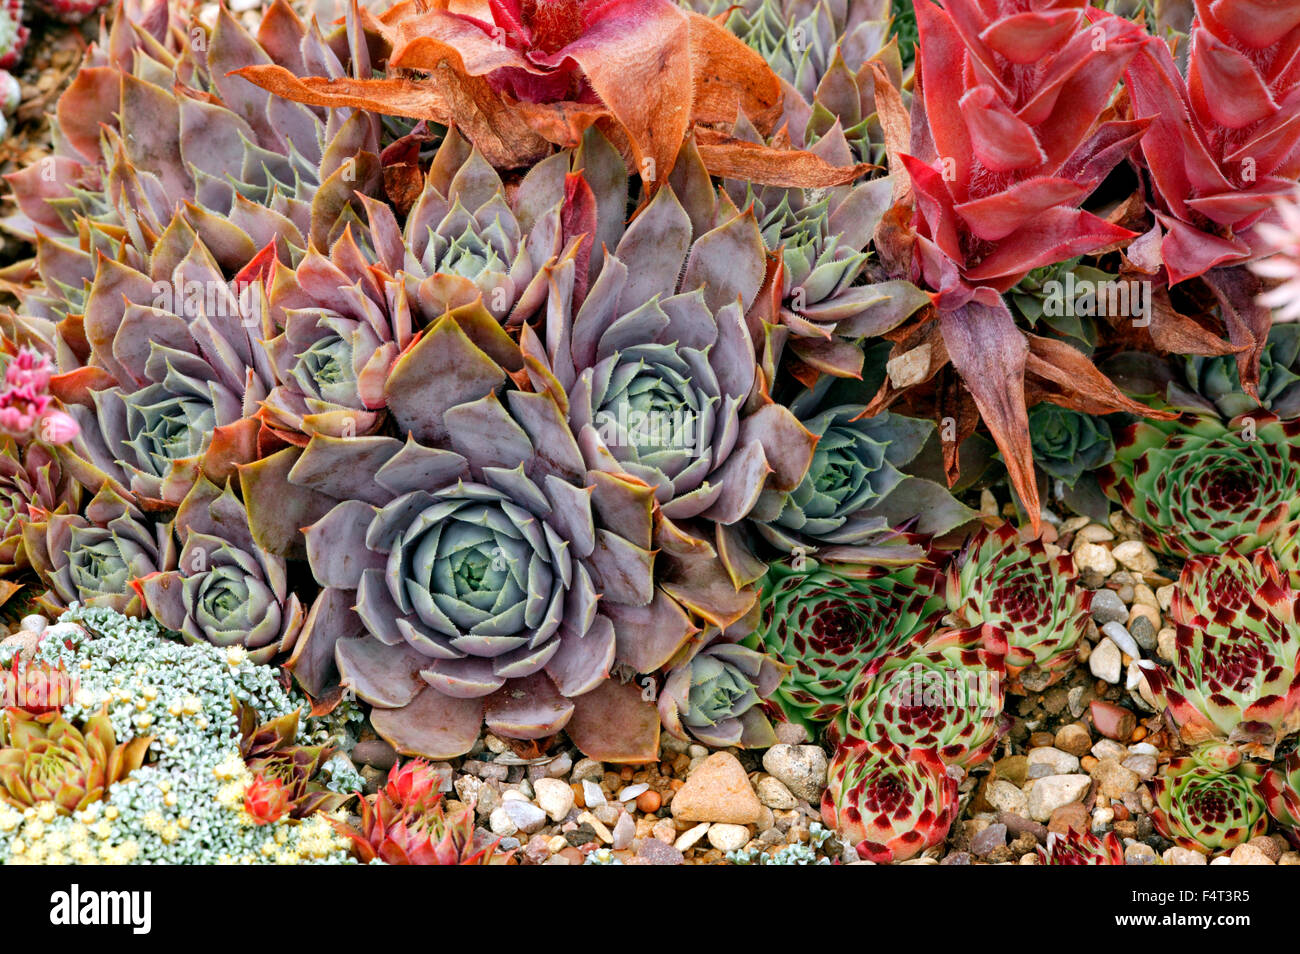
left=36, top=409, right=79, bottom=444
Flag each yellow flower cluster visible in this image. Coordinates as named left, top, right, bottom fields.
left=4, top=802, right=141, bottom=866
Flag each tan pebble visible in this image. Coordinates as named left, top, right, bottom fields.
left=1073, top=542, right=1117, bottom=576
left=1075, top=524, right=1115, bottom=544
left=1112, top=540, right=1158, bottom=574
left=674, top=822, right=710, bottom=852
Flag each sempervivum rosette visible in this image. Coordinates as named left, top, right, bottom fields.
left=259, top=230, right=424, bottom=444
left=657, top=610, right=788, bottom=748
left=0, top=436, right=80, bottom=575
left=22, top=484, right=171, bottom=617
left=4, top=1, right=380, bottom=259
left=1137, top=548, right=1300, bottom=759
left=1028, top=403, right=1114, bottom=489
left=57, top=229, right=279, bottom=507
left=821, top=738, right=958, bottom=863
left=837, top=623, right=1008, bottom=768
left=523, top=178, right=815, bottom=527
left=1151, top=742, right=1268, bottom=856
left=731, top=169, right=931, bottom=379
left=1036, top=829, right=1125, bottom=865
left=749, top=553, right=947, bottom=735
left=242, top=304, right=666, bottom=762
left=1257, top=752, right=1300, bottom=848
left=751, top=374, right=972, bottom=558
left=945, top=524, right=1092, bottom=691
left=520, top=151, right=817, bottom=627
left=1099, top=412, right=1300, bottom=560
left=135, top=477, right=302, bottom=665
left=371, top=132, right=563, bottom=325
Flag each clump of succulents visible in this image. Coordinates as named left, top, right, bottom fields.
left=1100, top=412, right=1300, bottom=561
left=1150, top=741, right=1268, bottom=855
left=0, top=709, right=151, bottom=815
left=884, top=0, right=1159, bottom=524
left=1256, top=752, right=1300, bottom=848
left=1138, top=548, right=1300, bottom=759
left=728, top=821, right=834, bottom=864
left=5, top=2, right=380, bottom=256
left=236, top=702, right=350, bottom=820
left=750, top=552, right=947, bottom=734
left=946, top=524, right=1093, bottom=691
left=334, top=759, right=510, bottom=865
left=837, top=623, right=1008, bottom=768
left=821, top=738, right=958, bottom=863
left=1107, top=325, right=1300, bottom=422
left=244, top=304, right=664, bottom=762
left=689, top=0, right=889, bottom=101
left=0, top=606, right=356, bottom=864
left=731, top=171, right=930, bottom=379
left=1036, top=829, right=1126, bottom=865
left=1008, top=258, right=1116, bottom=350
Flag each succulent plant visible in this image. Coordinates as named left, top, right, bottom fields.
left=751, top=374, right=972, bottom=557
left=53, top=229, right=280, bottom=507
left=1036, top=828, right=1126, bottom=865
left=1256, top=751, right=1300, bottom=848
left=889, top=0, right=1157, bottom=525
left=1113, top=325, right=1300, bottom=422
left=734, top=170, right=932, bottom=379
left=243, top=303, right=665, bottom=762
left=0, top=1, right=27, bottom=71
left=22, top=483, right=171, bottom=618
left=946, top=524, right=1093, bottom=691
left=658, top=617, right=787, bottom=748
left=4, top=2, right=380, bottom=256
left=236, top=702, right=350, bottom=819
left=837, top=623, right=1008, bottom=768
left=243, top=774, right=291, bottom=826
left=0, top=708, right=152, bottom=815
left=519, top=148, right=819, bottom=622
left=1008, top=258, right=1114, bottom=350
left=524, top=175, right=815, bottom=529
left=750, top=553, right=947, bottom=735
left=1100, top=412, right=1300, bottom=561
left=1028, top=404, right=1115, bottom=488
left=821, top=738, right=958, bottom=863
left=135, top=477, right=302, bottom=666
left=1124, top=0, right=1300, bottom=394
left=0, top=436, right=80, bottom=576
left=1138, top=548, right=1300, bottom=759
left=334, top=760, right=510, bottom=865
left=1150, top=741, right=1268, bottom=855
left=0, top=657, right=73, bottom=716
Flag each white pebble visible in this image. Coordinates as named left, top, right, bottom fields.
left=581, top=779, right=606, bottom=808
left=1100, top=621, right=1140, bottom=660
left=618, top=783, right=649, bottom=802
